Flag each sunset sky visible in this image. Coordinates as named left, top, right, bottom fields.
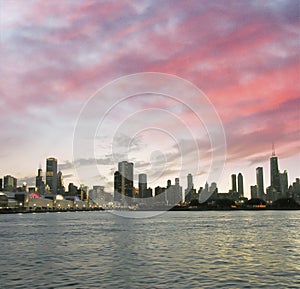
left=0, top=0, right=299, bottom=197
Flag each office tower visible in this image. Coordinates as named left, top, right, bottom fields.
left=145, top=187, right=153, bottom=198
left=0, top=179, right=2, bottom=191
left=185, top=173, right=196, bottom=203
left=118, top=161, right=134, bottom=200
left=291, top=178, right=300, bottom=201
left=256, top=167, right=264, bottom=199
left=138, top=173, right=147, bottom=198
left=57, top=171, right=65, bottom=195
left=167, top=179, right=171, bottom=188
left=114, top=171, right=121, bottom=202
left=46, top=157, right=58, bottom=194
left=36, top=168, right=43, bottom=188
left=4, top=175, right=17, bottom=192
left=35, top=168, right=45, bottom=194
left=208, top=182, right=218, bottom=200
left=187, top=174, right=193, bottom=192
left=68, top=183, right=78, bottom=196
left=270, top=148, right=280, bottom=192
left=166, top=178, right=182, bottom=205
left=237, top=173, right=244, bottom=197
left=279, top=170, right=288, bottom=198
left=209, top=182, right=217, bottom=194
left=250, top=185, right=258, bottom=199
left=231, top=174, right=237, bottom=192
left=205, top=182, right=209, bottom=192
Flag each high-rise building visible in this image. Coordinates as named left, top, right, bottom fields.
left=270, top=150, right=280, bottom=192
left=208, top=182, right=218, bottom=200
left=166, top=178, right=182, bottom=205
left=231, top=174, right=237, bottom=192
left=114, top=171, right=121, bottom=202
left=4, top=175, right=17, bottom=192
left=57, top=171, right=65, bottom=195
left=35, top=168, right=45, bottom=194
left=187, top=173, right=193, bottom=191
left=46, top=157, right=58, bottom=194
left=138, top=173, right=147, bottom=198
left=0, top=178, right=2, bottom=191
left=256, top=167, right=264, bottom=199
left=279, top=170, right=288, bottom=198
left=237, top=173, right=244, bottom=197
left=167, top=180, right=171, bottom=188
left=250, top=185, right=258, bottom=199
left=185, top=173, right=195, bottom=202
left=118, top=161, right=134, bottom=202
left=68, top=183, right=78, bottom=196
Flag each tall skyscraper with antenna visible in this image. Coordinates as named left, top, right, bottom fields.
left=270, top=144, right=280, bottom=192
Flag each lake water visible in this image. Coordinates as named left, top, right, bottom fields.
left=0, top=211, right=299, bottom=288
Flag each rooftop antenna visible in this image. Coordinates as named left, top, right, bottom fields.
left=272, top=142, right=275, bottom=157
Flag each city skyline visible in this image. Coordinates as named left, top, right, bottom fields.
left=1, top=149, right=298, bottom=201
left=0, top=1, right=299, bottom=195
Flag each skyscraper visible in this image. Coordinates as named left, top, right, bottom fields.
left=270, top=153, right=280, bottom=192
left=138, top=173, right=147, bottom=198
left=114, top=171, right=121, bottom=202
left=237, top=173, right=244, bottom=197
left=118, top=161, right=134, bottom=202
left=4, top=175, right=17, bottom=192
left=250, top=185, right=258, bottom=199
left=231, top=174, right=237, bottom=192
left=36, top=168, right=45, bottom=194
left=185, top=173, right=194, bottom=202
left=46, top=157, right=58, bottom=194
left=256, top=167, right=264, bottom=199
left=279, top=170, right=288, bottom=198
left=166, top=178, right=182, bottom=205
left=187, top=173, right=193, bottom=192
left=57, top=171, right=65, bottom=195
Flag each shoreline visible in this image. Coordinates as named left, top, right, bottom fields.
left=1, top=206, right=299, bottom=214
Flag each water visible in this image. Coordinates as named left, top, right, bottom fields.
left=0, top=211, right=299, bottom=288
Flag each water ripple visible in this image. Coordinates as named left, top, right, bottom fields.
left=0, top=211, right=299, bottom=288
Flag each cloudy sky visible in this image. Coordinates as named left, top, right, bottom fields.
left=0, top=0, right=299, bottom=197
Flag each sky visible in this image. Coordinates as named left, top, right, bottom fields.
left=0, top=0, right=299, bottom=197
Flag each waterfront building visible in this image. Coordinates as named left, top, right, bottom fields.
left=250, top=185, right=258, bottom=199
left=167, top=179, right=171, bottom=189
left=185, top=173, right=195, bottom=203
left=187, top=173, right=193, bottom=191
left=114, top=171, right=121, bottom=202
left=145, top=187, right=153, bottom=198
left=114, top=161, right=134, bottom=204
left=138, top=173, right=147, bottom=198
left=290, top=178, right=300, bottom=202
left=166, top=178, right=182, bottom=206
left=256, top=167, right=264, bottom=199
left=270, top=151, right=280, bottom=192
left=46, top=157, right=58, bottom=194
left=279, top=170, right=288, bottom=198
left=57, top=171, right=65, bottom=195
left=238, top=173, right=244, bottom=197
left=4, top=175, right=17, bottom=192
left=231, top=174, right=237, bottom=192
left=68, top=183, right=78, bottom=196
left=35, top=168, right=45, bottom=193
left=210, top=182, right=217, bottom=195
